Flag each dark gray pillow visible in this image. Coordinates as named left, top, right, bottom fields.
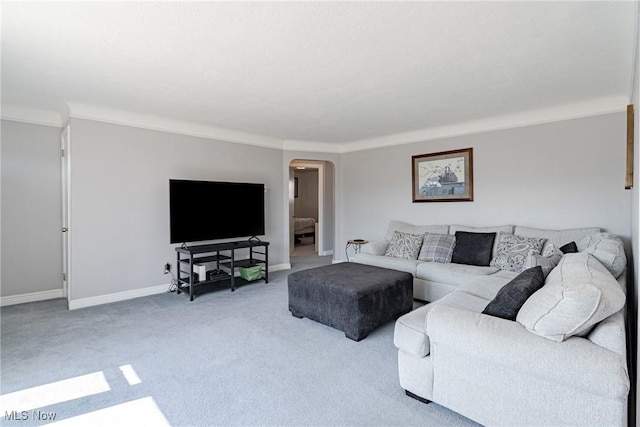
left=482, top=266, right=545, bottom=321
left=450, top=231, right=496, bottom=266
left=559, top=241, right=578, bottom=254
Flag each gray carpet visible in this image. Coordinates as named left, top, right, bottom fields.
left=1, top=255, right=479, bottom=426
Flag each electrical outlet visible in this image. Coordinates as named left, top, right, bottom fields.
left=164, top=263, right=171, bottom=274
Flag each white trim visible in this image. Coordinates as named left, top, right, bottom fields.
left=2, top=96, right=627, bottom=153
left=319, top=250, right=334, bottom=256
left=1, top=289, right=65, bottom=307
left=67, top=263, right=290, bottom=310
left=68, top=284, right=168, bottom=310
left=269, top=263, right=290, bottom=272
left=66, top=102, right=284, bottom=150
left=339, top=96, right=627, bottom=153
left=283, top=139, right=342, bottom=153
left=1, top=105, right=65, bottom=127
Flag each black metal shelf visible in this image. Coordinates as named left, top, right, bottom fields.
left=175, top=239, right=269, bottom=301
left=177, top=253, right=230, bottom=265
left=219, top=258, right=266, bottom=268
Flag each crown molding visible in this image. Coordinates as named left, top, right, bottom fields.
left=282, top=139, right=342, bottom=154
left=3, top=95, right=627, bottom=154
left=339, top=95, right=628, bottom=153
left=66, top=102, right=285, bottom=150
left=1, top=105, right=65, bottom=127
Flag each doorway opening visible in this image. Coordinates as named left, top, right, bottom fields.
left=288, top=160, right=335, bottom=264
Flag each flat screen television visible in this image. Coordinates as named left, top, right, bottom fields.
left=169, top=179, right=265, bottom=244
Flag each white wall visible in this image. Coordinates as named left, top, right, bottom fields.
left=69, top=118, right=285, bottom=302
left=339, top=112, right=631, bottom=260
left=1, top=120, right=62, bottom=298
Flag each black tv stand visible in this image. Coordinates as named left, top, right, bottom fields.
left=175, top=240, right=269, bottom=301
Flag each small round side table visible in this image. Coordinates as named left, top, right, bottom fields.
left=345, top=239, right=369, bottom=261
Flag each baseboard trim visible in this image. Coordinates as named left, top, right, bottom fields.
left=0, top=289, right=65, bottom=307
left=68, top=284, right=168, bottom=310
left=270, top=263, right=290, bottom=272
left=68, top=263, right=291, bottom=310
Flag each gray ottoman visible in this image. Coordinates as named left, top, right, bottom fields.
left=288, top=262, right=413, bottom=341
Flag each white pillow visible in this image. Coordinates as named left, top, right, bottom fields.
left=578, top=232, right=627, bottom=278
left=516, top=252, right=625, bottom=342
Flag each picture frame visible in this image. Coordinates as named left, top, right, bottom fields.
left=412, top=148, right=473, bottom=202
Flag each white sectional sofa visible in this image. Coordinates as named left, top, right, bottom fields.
left=352, top=220, right=630, bottom=426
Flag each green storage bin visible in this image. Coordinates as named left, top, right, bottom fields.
left=239, top=265, right=263, bottom=281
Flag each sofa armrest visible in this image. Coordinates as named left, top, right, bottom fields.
left=361, top=240, right=389, bottom=256
left=426, top=304, right=629, bottom=398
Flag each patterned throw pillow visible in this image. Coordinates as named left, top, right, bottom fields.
left=490, top=232, right=546, bottom=272
left=523, top=244, right=563, bottom=277
left=385, top=231, right=424, bottom=260
left=418, top=233, right=456, bottom=263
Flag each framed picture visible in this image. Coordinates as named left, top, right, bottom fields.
left=412, top=148, right=473, bottom=202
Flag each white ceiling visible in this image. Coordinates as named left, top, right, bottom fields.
left=1, top=1, right=637, bottom=151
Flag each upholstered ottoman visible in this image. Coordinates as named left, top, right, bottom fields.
left=288, top=262, right=413, bottom=341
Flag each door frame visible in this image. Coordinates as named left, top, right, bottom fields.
left=61, top=124, right=71, bottom=306
left=289, top=160, right=325, bottom=255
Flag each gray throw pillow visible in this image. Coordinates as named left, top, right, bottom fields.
left=523, top=244, right=563, bottom=278
left=418, top=233, right=456, bottom=263
left=482, top=266, right=545, bottom=321
left=384, top=231, right=424, bottom=260
left=490, top=232, right=546, bottom=272
left=450, top=231, right=496, bottom=266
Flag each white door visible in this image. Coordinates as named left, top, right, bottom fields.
left=61, top=125, right=71, bottom=306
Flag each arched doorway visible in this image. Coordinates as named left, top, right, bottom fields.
left=288, top=160, right=335, bottom=264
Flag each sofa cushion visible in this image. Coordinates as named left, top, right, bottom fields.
left=490, top=232, right=546, bottom=272
left=516, top=253, right=626, bottom=342
left=395, top=289, right=491, bottom=358
left=360, top=240, right=389, bottom=256
left=385, top=221, right=448, bottom=241
left=352, top=254, right=421, bottom=276
left=514, top=225, right=599, bottom=254
left=418, top=232, right=456, bottom=263
left=522, top=244, right=563, bottom=277
left=482, top=266, right=545, bottom=321
left=456, top=274, right=514, bottom=300
left=394, top=304, right=432, bottom=357
left=451, top=231, right=496, bottom=266
left=385, top=231, right=423, bottom=260
left=578, top=232, right=627, bottom=278
left=416, top=262, right=500, bottom=287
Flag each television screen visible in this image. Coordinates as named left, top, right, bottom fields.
left=169, top=179, right=265, bottom=244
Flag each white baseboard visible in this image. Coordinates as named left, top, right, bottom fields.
left=319, top=250, right=334, bottom=256
left=1, top=289, right=65, bottom=307
left=69, top=284, right=168, bottom=310
left=68, top=263, right=292, bottom=310
left=269, top=263, right=290, bottom=272
left=7, top=262, right=293, bottom=311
